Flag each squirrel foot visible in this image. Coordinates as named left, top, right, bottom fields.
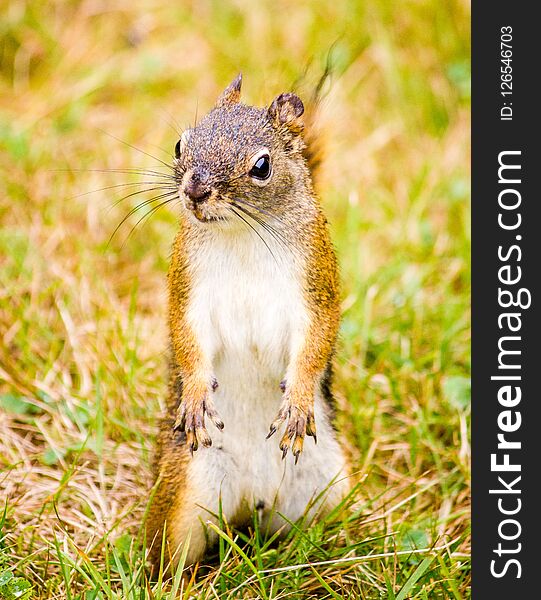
left=266, top=400, right=316, bottom=464
left=173, top=384, right=224, bottom=454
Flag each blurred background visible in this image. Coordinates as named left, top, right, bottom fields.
left=0, top=1, right=470, bottom=597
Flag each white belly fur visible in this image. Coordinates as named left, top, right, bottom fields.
left=184, top=229, right=348, bottom=529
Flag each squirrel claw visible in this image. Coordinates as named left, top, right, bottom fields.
left=204, top=401, right=224, bottom=431
left=268, top=406, right=288, bottom=437
left=185, top=425, right=212, bottom=456
left=270, top=402, right=315, bottom=464
left=174, top=393, right=223, bottom=454
left=212, top=418, right=225, bottom=431
left=292, top=434, right=304, bottom=459
left=186, top=429, right=198, bottom=453
left=306, top=414, right=317, bottom=440
left=266, top=425, right=277, bottom=440
left=197, top=427, right=213, bottom=448
left=173, top=402, right=186, bottom=432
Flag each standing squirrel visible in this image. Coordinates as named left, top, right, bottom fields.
left=146, top=74, right=349, bottom=568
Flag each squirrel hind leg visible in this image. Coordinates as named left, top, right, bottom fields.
left=147, top=440, right=244, bottom=574
left=146, top=469, right=214, bottom=574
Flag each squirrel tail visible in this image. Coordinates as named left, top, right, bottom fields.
left=297, top=59, right=333, bottom=186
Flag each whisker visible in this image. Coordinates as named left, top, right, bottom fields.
left=107, top=185, right=177, bottom=212
left=108, top=190, right=178, bottom=245
left=147, top=142, right=178, bottom=159
left=233, top=202, right=290, bottom=255
left=194, top=99, right=199, bottom=128
left=243, top=210, right=291, bottom=262
left=252, top=218, right=291, bottom=259
left=231, top=197, right=293, bottom=256
left=234, top=197, right=288, bottom=230
left=72, top=181, right=177, bottom=200
left=97, top=129, right=175, bottom=171
left=228, top=206, right=279, bottom=265
left=157, top=107, right=185, bottom=139
left=255, top=217, right=290, bottom=251
left=123, top=191, right=178, bottom=223
left=122, top=198, right=180, bottom=245
left=51, top=168, right=176, bottom=176
left=234, top=203, right=290, bottom=262
left=247, top=210, right=290, bottom=248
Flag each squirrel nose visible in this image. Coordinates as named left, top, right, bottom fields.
left=184, top=174, right=211, bottom=204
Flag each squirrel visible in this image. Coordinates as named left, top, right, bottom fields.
left=146, top=74, right=350, bottom=569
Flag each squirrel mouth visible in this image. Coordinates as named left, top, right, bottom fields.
left=185, top=195, right=228, bottom=223
left=189, top=205, right=225, bottom=223
left=192, top=206, right=207, bottom=221
left=194, top=214, right=221, bottom=223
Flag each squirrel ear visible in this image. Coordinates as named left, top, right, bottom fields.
left=268, top=93, right=304, bottom=133
left=215, top=73, right=242, bottom=108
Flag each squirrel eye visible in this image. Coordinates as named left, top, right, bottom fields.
left=249, top=154, right=271, bottom=180
left=174, top=139, right=181, bottom=159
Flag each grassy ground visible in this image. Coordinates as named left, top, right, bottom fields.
left=0, top=1, right=470, bottom=598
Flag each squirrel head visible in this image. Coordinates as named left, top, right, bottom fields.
left=174, top=74, right=310, bottom=225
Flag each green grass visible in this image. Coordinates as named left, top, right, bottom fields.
left=0, top=1, right=470, bottom=598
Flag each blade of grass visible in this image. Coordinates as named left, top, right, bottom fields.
left=395, top=556, right=434, bottom=600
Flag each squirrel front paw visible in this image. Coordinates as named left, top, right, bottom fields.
left=266, top=395, right=316, bottom=463
left=173, top=378, right=223, bottom=454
